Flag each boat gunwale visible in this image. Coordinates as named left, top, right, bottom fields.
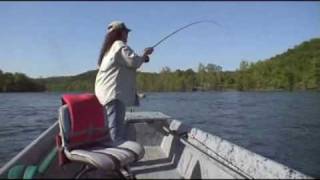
left=0, top=121, right=59, bottom=177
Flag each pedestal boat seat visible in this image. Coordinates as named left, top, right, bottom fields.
left=56, top=94, right=144, bottom=178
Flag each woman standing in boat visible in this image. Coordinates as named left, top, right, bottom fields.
left=95, top=21, right=153, bottom=142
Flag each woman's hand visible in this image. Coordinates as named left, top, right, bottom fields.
left=143, top=47, right=154, bottom=62
left=143, top=47, right=154, bottom=56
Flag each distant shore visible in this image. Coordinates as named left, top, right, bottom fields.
left=1, top=38, right=319, bottom=93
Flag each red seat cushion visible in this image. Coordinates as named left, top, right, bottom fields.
left=61, top=93, right=108, bottom=148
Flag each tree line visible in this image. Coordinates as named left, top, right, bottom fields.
left=0, top=70, right=45, bottom=92
left=136, top=38, right=320, bottom=92
left=137, top=64, right=236, bottom=92
left=1, top=38, right=319, bottom=92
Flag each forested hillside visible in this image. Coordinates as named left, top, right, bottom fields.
left=236, top=38, right=320, bottom=91
left=41, top=38, right=320, bottom=92
left=39, top=70, right=97, bottom=92
left=0, top=71, right=45, bottom=92
left=1, top=38, right=319, bottom=92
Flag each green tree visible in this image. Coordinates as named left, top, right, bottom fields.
left=314, top=57, right=320, bottom=90
left=197, top=63, right=206, bottom=89
left=0, top=70, right=3, bottom=92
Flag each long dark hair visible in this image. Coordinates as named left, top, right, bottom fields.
left=97, top=29, right=123, bottom=67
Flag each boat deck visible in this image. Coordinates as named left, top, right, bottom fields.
left=131, top=146, right=182, bottom=179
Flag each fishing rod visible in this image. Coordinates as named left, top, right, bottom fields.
left=151, top=20, right=223, bottom=48
left=143, top=20, right=222, bottom=63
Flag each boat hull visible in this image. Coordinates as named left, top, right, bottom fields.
left=0, top=112, right=312, bottom=179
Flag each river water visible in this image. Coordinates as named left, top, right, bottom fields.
left=0, top=92, right=319, bottom=177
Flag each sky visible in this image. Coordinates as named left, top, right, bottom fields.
left=0, top=1, right=319, bottom=78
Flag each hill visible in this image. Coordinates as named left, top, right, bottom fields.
left=0, top=71, right=45, bottom=92
left=37, top=70, right=98, bottom=92
left=236, top=38, right=320, bottom=90
left=36, top=37, right=320, bottom=92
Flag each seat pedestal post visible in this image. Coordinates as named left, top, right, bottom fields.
left=75, top=164, right=95, bottom=179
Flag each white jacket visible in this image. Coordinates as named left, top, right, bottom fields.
left=95, top=40, right=145, bottom=107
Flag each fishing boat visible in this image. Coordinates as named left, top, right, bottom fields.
left=0, top=111, right=312, bottom=179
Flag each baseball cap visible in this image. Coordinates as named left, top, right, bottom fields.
left=107, top=21, right=131, bottom=33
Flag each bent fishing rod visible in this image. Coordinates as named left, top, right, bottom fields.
left=143, top=20, right=222, bottom=62
left=151, top=20, right=223, bottom=48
